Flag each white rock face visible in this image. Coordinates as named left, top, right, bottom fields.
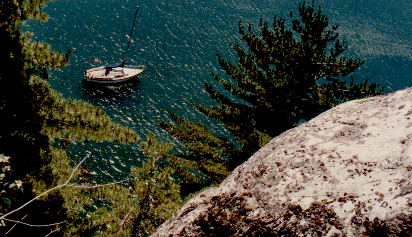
left=152, top=88, right=412, bottom=236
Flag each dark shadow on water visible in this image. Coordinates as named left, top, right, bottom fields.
left=355, top=55, right=412, bottom=92
left=80, top=77, right=143, bottom=105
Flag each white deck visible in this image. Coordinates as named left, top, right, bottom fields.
left=85, top=65, right=145, bottom=84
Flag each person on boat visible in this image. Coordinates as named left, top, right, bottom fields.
left=105, top=68, right=112, bottom=76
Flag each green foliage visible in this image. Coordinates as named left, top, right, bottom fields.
left=0, top=1, right=73, bottom=234
left=0, top=0, right=389, bottom=235
left=0, top=0, right=141, bottom=235
left=1, top=77, right=175, bottom=236
left=30, top=76, right=139, bottom=143
left=158, top=112, right=233, bottom=196
left=128, top=135, right=182, bottom=236
left=198, top=0, right=384, bottom=144
left=159, top=0, right=385, bottom=195
left=0, top=0, right=180, bottom=235
left=56, top=135, right=182, bottom=237
left=0, top=154, right=23, bottom=224
left=0, top=0, right=183, bottom=236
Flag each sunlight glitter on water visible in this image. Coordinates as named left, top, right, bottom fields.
left=27, top=0, right=412, bottom=181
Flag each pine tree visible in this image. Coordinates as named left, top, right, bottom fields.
left=197, top=0, right=383, bottom=149
left=159, top=0, right=384, bottom=191
left=0, top=3, right=72, bottom=232
left=158, top=112, right=234, bottom=196
left=0, top=1, right=141, bottom=235
left=0, top=2, right=182, bottom=235
left=0, top=0, right=71, bottom=181
left=57, top=134, right=182, bottom=237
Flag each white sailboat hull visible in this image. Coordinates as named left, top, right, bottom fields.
left=84, top=65, right=145, bottom=84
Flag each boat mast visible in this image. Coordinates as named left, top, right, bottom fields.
left=122, top=6, right=139, bottom=66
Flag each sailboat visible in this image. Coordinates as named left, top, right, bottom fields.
left=84, top=6, right=145, bottom=84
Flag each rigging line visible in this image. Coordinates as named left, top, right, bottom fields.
left=123, top=6, right=140, bottom=64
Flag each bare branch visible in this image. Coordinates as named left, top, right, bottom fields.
left=67, top=178, right=129, bottom=189
left=0, top=153, right=91, bottom=221
left=67, top=152, right=91, bottom=182
left=3, top=218, right=66, bottom=227
left=0, top=151, right=130, bottom=236
left=45, top=228, right=61, bottom=237
left=120, top=206, right=135, bottom=228
left=5, top=214, right=28, bottom=235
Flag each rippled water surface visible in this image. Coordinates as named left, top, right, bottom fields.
left=29, top=0, right=412, bottom=180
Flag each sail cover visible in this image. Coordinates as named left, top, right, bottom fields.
left=104, top=60, right=125, bottom=69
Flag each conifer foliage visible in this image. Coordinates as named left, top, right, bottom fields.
left=0, top=2, right=72, bottom=232
left=158, top=112, right=234, bottom=196
left=160, top=0, right=384, bottom=190
left=197, top=0, right=383, bottom=147
left=0, top=1, right=150, bottom=236
left=0, top=1, right=181, bottom=235
left=58, top=135, right=181, bottom=237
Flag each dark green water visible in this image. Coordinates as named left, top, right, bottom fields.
left=29, top=0, right=412, bottom=180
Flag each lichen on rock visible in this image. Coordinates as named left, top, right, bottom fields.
left=151, top=88, right=412, bottom=236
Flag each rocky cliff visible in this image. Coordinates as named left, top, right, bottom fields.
left=152, top=88, right=412, bottom=236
